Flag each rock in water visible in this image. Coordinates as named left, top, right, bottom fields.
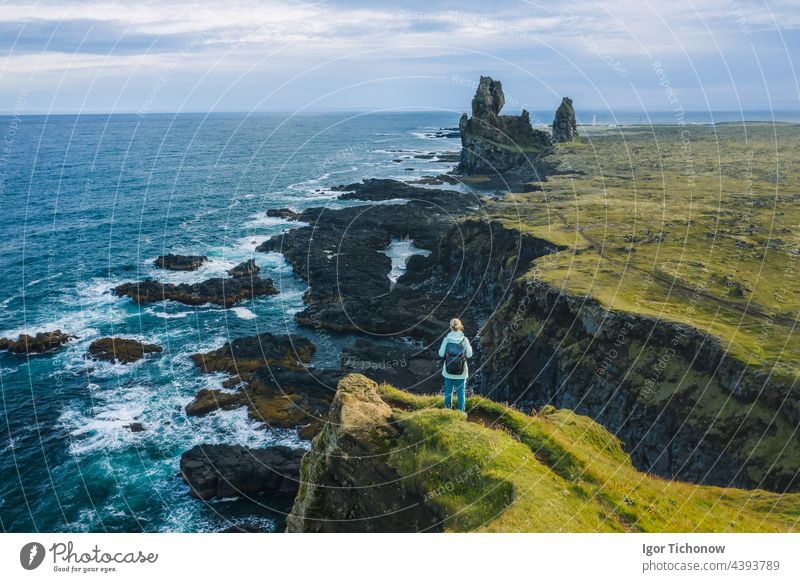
left=266, top=208, right=299, bottom=220
left=227, top=259, right=260, bottom=278
left=456, top=75, right=553, bottom=181
left=191, top=332, right=315, bottom=375
left=552, top=97, right=578, bottom=143
left=187, top=334, right=334, bottom=438
left=154, top=254, right=208, bottom=271
left=114, top=275, right=278, bottom=307
left=180, top=444, right=305, bottom=500
left=0, top=330, right=71, bottom=355
left=87, top=337, right=163, bottom=364
left=286, top=374, right=442, bottom=532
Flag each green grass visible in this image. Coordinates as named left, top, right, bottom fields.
left=481, top=123, right=800, bottom=383
left=378, top=383, right=800, bottom=532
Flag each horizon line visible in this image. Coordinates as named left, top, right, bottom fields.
left=2, top=107, right=800, bottom=117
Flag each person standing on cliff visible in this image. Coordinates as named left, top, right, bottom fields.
left=438, top=318, right=473, bottom=414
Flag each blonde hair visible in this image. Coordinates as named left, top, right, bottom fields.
left=450, top=318, right=464, bottom=332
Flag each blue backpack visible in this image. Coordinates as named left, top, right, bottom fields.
left=444, top=338, right=467, bottom=375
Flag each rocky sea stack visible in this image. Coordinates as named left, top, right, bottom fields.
left=552, top=96, right=578, bottom=142
left=456, top=76, right=553, bottom=182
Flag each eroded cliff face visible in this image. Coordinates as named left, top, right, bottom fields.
left=436, top=220, right=800, bottom=492
left=456, top=76, right=553, bottom=181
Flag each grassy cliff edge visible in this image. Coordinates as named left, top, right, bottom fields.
left=288, top=374, right=799, bottom=532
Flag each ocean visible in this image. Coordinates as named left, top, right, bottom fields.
left=0, top=111, right=461, bottom=532
left=1, top=109, right=797, bottom=533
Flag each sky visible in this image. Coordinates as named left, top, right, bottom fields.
left=0, top=0, right=798, bottom=114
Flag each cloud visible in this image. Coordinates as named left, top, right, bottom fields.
left=0, top=0, right=796, bottom=112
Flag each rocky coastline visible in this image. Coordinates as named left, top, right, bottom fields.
left=12, top=75, right=792, bottom=531
left=145, top=77, right=798, bottom=529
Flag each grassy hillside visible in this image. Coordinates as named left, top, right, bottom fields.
left=378, top=383, right=800, bottom=532
left=481, top=123, right=800, bottom=384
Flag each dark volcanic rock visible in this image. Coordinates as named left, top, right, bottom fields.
left=257, top=179, right=479, bottom=341
left=114, top=275, right=278, bottom=308
left=287, top=374, right=442, bottom=532
left=180, top=444, right=305, bottom=500
left=266, top=208, right=300, bottom=221
left=87, top=337, right=162, bottom=364
left=227, top=259, right=260, bottom=278
left=334, top=178, right=468, bottom=213
left=552, top=96, right=578, bottom=143
left=185, top=388, right=243, bottom=417
left=188, top=334, right=337, bottom=438
left=406, top=174, right=460, bottom=186
left=191, top=332, right=315, bottom=375
left=154, top=254, right=208, bottom=271
left=341, top=339, right=441, bottom=394
left=125, top=422, right=145, bottom=432
left=0, top=330, right=71, bottom=355
left=456, top=75, right=554, bottom=181
left=186, top=366, right=340, bottom=438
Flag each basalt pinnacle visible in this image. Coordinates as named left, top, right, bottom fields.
left=456, top=75, right=553, bottom=181
left=552, top=96, right=578, bottom=142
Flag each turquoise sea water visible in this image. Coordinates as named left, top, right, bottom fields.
left=0, top=112, right=461, bottom=532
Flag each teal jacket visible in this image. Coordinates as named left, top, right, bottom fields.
left=438, top=331, right=474, bottom=380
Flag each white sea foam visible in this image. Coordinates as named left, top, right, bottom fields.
left=146, top=307, right=191, bottom=319
left=1, top=277, right=128, bottom=339
left=143, top=256, right=237, bottom=285
left=243, top=213, right=297, bottom=230
left=230, top=307, right=256, bottom=320
left=26, top=272, right=63, bottom=287
left=380, top=237, right=432, bottom=285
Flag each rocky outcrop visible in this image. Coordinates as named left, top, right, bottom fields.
left=154, top=254, right=208, bottom=271
left=114, top=275, right=278, bottom=307
left=340, top=339, right=442, bottom=394
left=180, top=444, right=305, bottom=500
left=191, top=332, right=315, bottom=375
left=286, top=374, right=442, bottom=532
left=456, top=76, right=553, bottom=181
left=227, top=259, right=260, bottom=278
left=258, top=179, right=479, bottom=341
left=552, top=97, right=577, bottom=142
left=266, top=208, right=300, bottom=221
left=186, top=365, right=339, bottom=439
left=188, top=334, right=335, bottom=438
left=87, top=337, right=162, bottom=364
left=0, top=330, right=72, bottom=355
